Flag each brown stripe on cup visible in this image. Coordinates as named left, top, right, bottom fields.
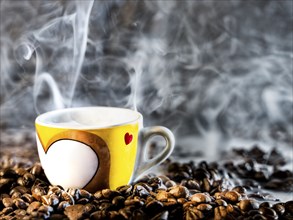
left=44, top=130, right=110, bottom=192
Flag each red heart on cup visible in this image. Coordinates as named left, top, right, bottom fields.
left=124, top=132, right=133, bottom=145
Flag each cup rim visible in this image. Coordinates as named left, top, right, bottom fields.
left=35, top=106, right=142, bottom=130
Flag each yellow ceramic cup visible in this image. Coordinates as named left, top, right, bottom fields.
left=35, top=107, right=175, bottom=193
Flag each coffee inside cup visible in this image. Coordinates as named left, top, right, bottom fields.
left=36, top=107, right=141, bottom=129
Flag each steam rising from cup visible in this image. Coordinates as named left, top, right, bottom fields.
left=1, top=1, right=292, bottom=155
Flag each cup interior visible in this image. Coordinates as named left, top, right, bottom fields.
left=35, top=107, right=142, bottom=129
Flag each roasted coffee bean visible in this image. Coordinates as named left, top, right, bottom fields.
left=13, top=208, right=27, bottom=216
left=112, top=196, right=125, bottom=207
left=35, top=211, right=51, bottom=219
left=224, top=190, right=241, bottom=203
left=38, top=205, right=53, bottom=213
left=232, top=186, right=247, bottom=194
left=84, top=203, right=96, bottom=214
left=181, top=164, right=193, bottom=175
left=147, top=177, right=162, bottom=187
left=285, top=200, right=293, bottom=215
left=167, top=162, right=180, bottom=172
left=41, top=195, right=50, bottom=206
left=31, top=185, right=46, bottom=201
left=26, top=201, right=42, bottom=214
left=145, top=200, right=164, bottom=214
left=177, top=198, right=188, bottom=204
left=57, top=200, right=71, bottom=212
left=173, top=171, right=190, bottom=182
left=64, top=204, right=87, bottom=220
left=186, top=180, right=200, bottom=190
left=77, top=198, right=90, bottom=204
left=64, top=206, right=85, bottom=219
left=0, top=168, right=17, bottom=178
left=252, top=214, right=268, bottom=220
left=2, top=197, right=13, bottom=208
left=162, top=198, right=177, bottom=208
left=13, top=198, right=28, bottom=209
left=226, top=204, right=234, bottom=213
left=93, top=190, right=104, bottom=200
left=259, top=201, right=272, bottom=208
left=0, top=193, right=10, bottom=201
left=203, top=178, right=211, bottom=192
left=1, top=207, right=14, bottom=215
left=133, top=184, right=150, bottom=198
left=238, top=199, right=259, bottom=212
left=196, top=203, right=213, bottom=211
left=108, top=210, right=122, bottom=220
left=183, top=201, right=195, bottom=209
left=156, top=190, right=169, bottom=201
left=16, top=177, right=26, bottom=186
left=93, top=198, right=110, bottom=207
left=98, top=202, right=113, bottom=211
left=131, top=208, right=148, bottom=219
left=215, top=199, right=227, bottom=207
left=214, top=206, right=227, bottom=220
left=30, top=163, right=42, bottom=176
left=101, top=189, right=120, bottom=199
left=23, top=172, right=35, bottom=184
left=124, top=198, right=144, bottom=207
left=139, top=182, right=153, bottom=191
left=259, top=207, right=278, bottom=219
left=66, top=188, right=80, bottom=201
left=0, top=178, right=13, bottom=192
left=169, top=185, right=189, bottom=198
left=193, top=168, right=210, bottom=180
left=61, top=191, right=75, bottom=205
left=21, top=193, right=34, bottom=203
left=10, top=191, right=22, bottom=200
left=165, top=180, right=176, bottom=188
left=11, top=186, right=30, bottom=195
left=116, top=185, right=133, bottom=196
left=272, top=203, right=285, bottom=216
left=247, top=209, right=262, bottom=216
left=185, top=208, right=203, bottom=220
left=157, top=175, right=170, bottom=183
left=119, top=206, right=135, bottom=219
left=48, top=186, right=62, bottom=196
left=14, top=168, right=26, bottom=176
left=190, top=193, right=211, bottom=204
left=79, top=189, right=93, bottom=199
left=50, top=194, right=59, bottom=206
left=91, top=210, right=108, bottom=220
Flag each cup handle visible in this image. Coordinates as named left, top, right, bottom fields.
left=132, top=126, right=175, bottom=181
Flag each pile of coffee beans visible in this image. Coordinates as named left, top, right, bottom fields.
left=0, top=145, right=292, bottom=220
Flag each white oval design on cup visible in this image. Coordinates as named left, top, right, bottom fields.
left=37, top=136, right=98, bottom=189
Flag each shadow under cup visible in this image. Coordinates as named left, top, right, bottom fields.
left=35, top=107, right=175, bottom=193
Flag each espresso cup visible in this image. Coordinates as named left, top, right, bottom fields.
left=35, top=107, right=175, bottom=192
